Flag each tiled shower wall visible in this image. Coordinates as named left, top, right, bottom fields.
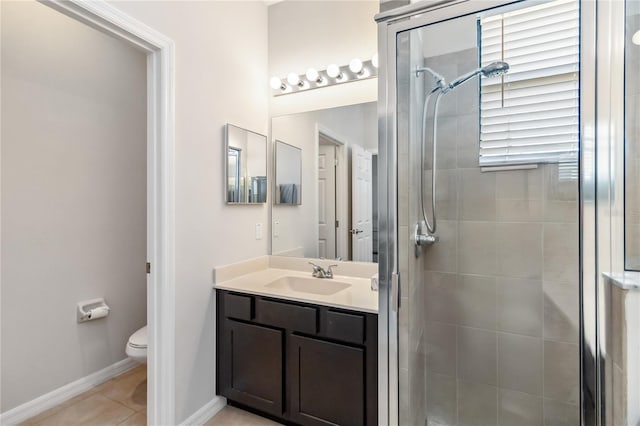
left=397, top=46, right=580, bottom=425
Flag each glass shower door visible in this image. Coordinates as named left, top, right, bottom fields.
left=395, top=2, right=581, bottom=424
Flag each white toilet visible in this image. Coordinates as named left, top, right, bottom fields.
left=126, top=325, right=147, bottom=364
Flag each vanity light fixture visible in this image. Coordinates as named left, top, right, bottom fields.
left=305, top=68, right=323, bottom=84
left=633, top=30, right=640, bottom=45
left=349, top=58, right=365, bottom=76
left=270, top=76, right=287, bottom=91
left=287, top=72, right=305, bottom=88
left=327, top=63, right=343, bottom=80
left=270, top=58, right=378, bottom=96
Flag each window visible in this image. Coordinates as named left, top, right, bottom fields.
left=478, top=0, right=580, bottom=167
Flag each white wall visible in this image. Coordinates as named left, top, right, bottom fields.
left=268, top=1, right=379, bottom=116
left=102, top=1, right=270, bottom=422
left=1, top=1, right=147, bottom=412
left=272, top=102, right=377, bottom=257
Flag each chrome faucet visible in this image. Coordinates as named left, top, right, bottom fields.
left=308, top=262, right=338, bottom=279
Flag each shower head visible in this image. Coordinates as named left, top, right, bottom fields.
left=480, top=61, right=510, bottom=77
left=444, top=61, right=509, bottom=93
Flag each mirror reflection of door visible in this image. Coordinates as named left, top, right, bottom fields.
left=271, top=102, right=378, bottom=262
left=318, top=138, right=338, bottom=259
left=351, top=143, right=373, bottom=262
left=227, top=147, right=242, bottom=202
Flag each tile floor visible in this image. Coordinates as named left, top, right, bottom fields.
left=21, top=365, right=147, bottom=426
left=20, top=365, right=279, bottom=426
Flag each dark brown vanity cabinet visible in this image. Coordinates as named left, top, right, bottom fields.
left=216, top=290, right=378, bottom=426
left=220, top=320, right=284, bottom=416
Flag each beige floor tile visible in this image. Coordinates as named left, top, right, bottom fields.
left=114, top=365, right=146, bottom=382
left=21, top=365, right=147, bottom=426
left=100, top=367, right=147, bottom=412
left=19, top=389, right=100, bottom=425
left=20, top=367, right=140, bottom=425
left=205, top=406, right=282, bottom=426
left=117, top=412, right=146, bottom=426
left=32, top=394, right=134, bottom=426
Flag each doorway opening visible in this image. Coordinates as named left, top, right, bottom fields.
left=0, top=1, right=176, bottom=424
left=318, top=133, right=342, bottom=260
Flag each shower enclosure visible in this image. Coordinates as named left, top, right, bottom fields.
left=375, top=0, right=611, bottom=424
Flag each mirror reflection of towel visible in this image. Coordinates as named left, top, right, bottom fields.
left=279, top=184, right=300, bottom=204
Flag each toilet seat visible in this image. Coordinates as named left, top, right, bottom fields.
left=126, top=326, right=147, bottom=364
left=127, top=326, right=147, bottom=348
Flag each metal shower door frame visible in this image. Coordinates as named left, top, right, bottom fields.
left=375, top=1, right=599, bottom=425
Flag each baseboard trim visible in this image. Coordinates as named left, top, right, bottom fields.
left=0, top=358, right=138, bottom=425
left=180, top=396, right=226, bottom=426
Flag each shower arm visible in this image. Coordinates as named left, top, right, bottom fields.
left=415, top=66, right=446, bottom=89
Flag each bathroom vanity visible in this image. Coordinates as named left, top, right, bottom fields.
left=213, top=256, right=378, bottom=426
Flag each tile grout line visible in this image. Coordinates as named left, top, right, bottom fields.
left=20, top=381, right=111, bottom=425
left=22, top=367, right=147, bottom=426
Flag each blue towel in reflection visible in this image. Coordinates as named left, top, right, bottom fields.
left=279, top=184, right=299, bottom=204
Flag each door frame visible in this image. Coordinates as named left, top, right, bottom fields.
left=41, top=1, right=176, bottom=424
left=375, top=0, right=598, bottom=425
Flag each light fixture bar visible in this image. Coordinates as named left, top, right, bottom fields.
left=270, top=59, right=378, bottom=97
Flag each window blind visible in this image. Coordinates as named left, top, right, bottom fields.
left=479, top=0, right=580, bottom=167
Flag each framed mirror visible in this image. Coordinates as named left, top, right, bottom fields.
left=625, top=0, right=640, bottom=270
left=274, top=140, right=302, bottom=205
left=225, top=124, right=267, bottom=204
left=271, top=102, right=377, bottom=262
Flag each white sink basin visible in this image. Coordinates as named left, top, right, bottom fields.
left=265, top=276, right=351, bottom=296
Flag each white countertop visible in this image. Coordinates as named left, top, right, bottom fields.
left=603, top=271, right=640, bottom=290
left=213, top=266, right=379, bottom=314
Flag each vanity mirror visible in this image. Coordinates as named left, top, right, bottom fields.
left=625, top=0, right=640, bottom=270
left=274, top=141, right=302, bottom=205
left=271, top=102, right=377, bottom=262
left=225, top=124, right=267, bottom=204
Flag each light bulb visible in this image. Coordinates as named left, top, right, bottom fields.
left=270, top=76, right=284, bottom=90
left=633, top=30, right=640, bottom=45
left=372, top=53, right=379, bottom=68
left=349, top=58, right=363, bottom=74
left=306, top=68, right=322, bottom=83
left=287, top=72, right=301, bottom=86
left=327, top=64, right=342, bottom=79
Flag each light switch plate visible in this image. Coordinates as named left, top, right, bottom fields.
left=274, top=220, right=280, bottom=238
left=255, top=223, right=262, bottom=240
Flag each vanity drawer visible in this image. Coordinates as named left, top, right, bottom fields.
left=256, top=298, right=317, bottom=334
left=223, top=292, right=253, bottom=321
left=324, top=310, right=365, bottom=344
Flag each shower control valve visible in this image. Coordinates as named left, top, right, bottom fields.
left=415, top=232, right=438, bottom=246
left=413, top=222, right=438, bottom=253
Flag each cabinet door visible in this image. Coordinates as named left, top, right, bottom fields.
left=220, top=320, right=283, bottom=416
left=289, top=334, right=365, bottom=426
